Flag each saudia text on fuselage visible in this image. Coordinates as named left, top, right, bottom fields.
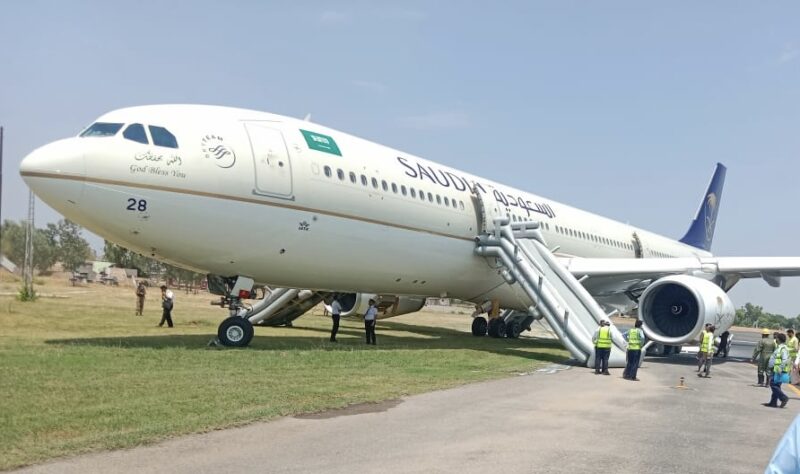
left=396, top=156, right=555, bottom=219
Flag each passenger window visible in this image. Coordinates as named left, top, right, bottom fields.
left=361, top=174, right=368, bottom=186
left=149, top=126, right=178, bottom=148
left=324, top=166, right=332, bottom=177
left=123, top=123, right=148, bottom=144
left=381, top=180, right=388, bottom=191
left=452, top=199, right=457, bottom=208
left=401, top=185, right=407, bottom=196
left=80, top=122, right=124, bottom=137
left=391, top=183, right=398, bottom=193
left=427, top=192, right=433, bottom=202
left=419, top=190, right=425, bottom=201
left=459, top=201, right=465, bottom=210
left=371, top=177, right=378, bottom=189
left=337, top=169, right=345, bottom=180
left=444, top=197, right=450, bottom=206
left=349, top=172, right=357, bottom=183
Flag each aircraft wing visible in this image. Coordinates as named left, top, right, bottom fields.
left=558, top=256, right=800, bottom=294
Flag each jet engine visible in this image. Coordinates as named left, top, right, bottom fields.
left=329, top=293, right=426, bottom=319
left=639, top=275, right=735, bottom=346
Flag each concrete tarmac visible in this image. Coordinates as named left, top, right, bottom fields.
left=14, top=350, right=800, bottom=474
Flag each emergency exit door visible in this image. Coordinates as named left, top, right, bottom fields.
left=245, top=122, right=293, bottom=198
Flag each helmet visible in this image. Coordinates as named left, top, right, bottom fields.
left=762, top=328, right=771, bottom=335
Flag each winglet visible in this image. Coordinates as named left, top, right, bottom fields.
left=679, top=163, right=726, bottom=252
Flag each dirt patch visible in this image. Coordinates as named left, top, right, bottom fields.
left=294, top=399, right=403, bottom=419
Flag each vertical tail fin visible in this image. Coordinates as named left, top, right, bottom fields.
left=679, top=163, right=726, bottom=252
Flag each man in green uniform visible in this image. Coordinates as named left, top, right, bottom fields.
left=786, top=329, right=798, bottom=384
left=753, top=328, right=776, bottom=387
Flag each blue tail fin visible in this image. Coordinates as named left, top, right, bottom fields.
left=679, top=163, right=726, bottom=252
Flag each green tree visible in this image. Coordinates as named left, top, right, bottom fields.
left=47, top=220, right=91, bottom=272
left=103, top=241, right=158, bottom=277
left=1, top=220, right=59, bottom=273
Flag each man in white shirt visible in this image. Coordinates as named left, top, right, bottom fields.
left=364, top=299, right=378, bottom=345
left=329, top=295, right=342, bottom=342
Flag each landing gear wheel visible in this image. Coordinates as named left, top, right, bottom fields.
left=488, top=318, right=506, bottom=338
left=471, top=317, right=488, bottom=336
left=218, top=316, right=254, bottom=347
left=506, top=320, right=522, bottom=339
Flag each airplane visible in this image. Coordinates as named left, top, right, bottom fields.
left=19, top=104, right=800, bottom=366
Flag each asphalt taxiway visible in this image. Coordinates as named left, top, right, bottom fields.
left=14, top=328, right=799, bottom=474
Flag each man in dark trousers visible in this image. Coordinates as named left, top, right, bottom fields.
left=135, top=281, right=146, bottom=316
left=623, top=320, right=645, bottom=381
left=158, top=285, right=174, bottom=328
left=328, top=295, right=341, bottom=342
left=364, top=299, right=378, bottom=345
left=592, top=319, right=612, bottom=375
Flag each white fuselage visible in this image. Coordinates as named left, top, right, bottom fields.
left=20, top=105, right=710, bottom=310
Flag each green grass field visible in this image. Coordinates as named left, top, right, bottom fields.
left=0, top=274, right=567, bottom=470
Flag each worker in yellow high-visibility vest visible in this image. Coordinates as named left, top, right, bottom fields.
left=786, top=329, right=799, bottom=385
left=592, top=319, right=613, bottom=375
left=623, top=319, right=645, bottom=381
left=697, top=323, right=715, bottom=378
left=764, top=332, right=790, bottom=408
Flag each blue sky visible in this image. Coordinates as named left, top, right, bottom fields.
left=1, top=1, right=799, bottom=316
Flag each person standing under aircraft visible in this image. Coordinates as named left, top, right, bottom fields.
left=714, top=330, right=731, bottom=358
left=329, top=295, right=342, bottom=342
left=364, top=299, right=378, bottom=345
left=786, top=329, right=799, bottom=384
left=623, top=320, right=645, bottom=381
left=159, top=285, right=174, bottom=328
left=135, top=281, right=146, bottom=316
left=592, top=320, right=612, bottom=375
left=754, top=329, right=777, bottom=387
left=697, top=324, right=714, bottom=378
left=764, top=333, right=790, bottom=408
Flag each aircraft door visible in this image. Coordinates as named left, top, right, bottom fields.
left=631, top=232, right=643, bottom=258
left=245, top=122, right=293, bottom=198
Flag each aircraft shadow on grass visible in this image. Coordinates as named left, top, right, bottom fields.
left=45, top=320, right=567, bottom=364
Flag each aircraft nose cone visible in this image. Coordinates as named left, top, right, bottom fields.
left=19, top=138, right=86, bottom=209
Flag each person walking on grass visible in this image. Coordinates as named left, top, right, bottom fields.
left=158, top=285, right=174, bottom=328
left=328, top=295, right=341, bottom=342
left=364, top=299, right=378, bottom=345
left=135, top=281, right=146, bottom=316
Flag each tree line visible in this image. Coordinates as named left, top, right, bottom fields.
left=2, top=219, right=203, bottom=288
left=1, top=219, right=92, bottom=272
left=734, top=303, right=799, bottom=330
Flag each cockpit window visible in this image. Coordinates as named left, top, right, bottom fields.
left=149, top=125, right=178, bottom=149
left=80, top=122, right=124, bottom=137
left=123, top=123, right=149, bottom=144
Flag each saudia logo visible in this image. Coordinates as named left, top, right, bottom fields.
left=201, top=135, right=236, bottom=168
left=704, top=193, right=718, bottom=244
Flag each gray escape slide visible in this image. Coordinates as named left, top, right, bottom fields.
left=476, top=218, right=628, bottom=368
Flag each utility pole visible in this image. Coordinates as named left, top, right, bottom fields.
left=23, top=190, right=35, bottom=298
left=0, top=126, right=4, bottom=255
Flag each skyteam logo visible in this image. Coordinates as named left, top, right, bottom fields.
left=704, top=193, right=718, bottom=245
left=201, top=135, right=236, bottom=168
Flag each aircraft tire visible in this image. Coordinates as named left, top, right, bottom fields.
left=471, top=317, right=488, bottom=336
left=218, top=316, right=254, bottom=347
left=494, top=319, right=506, bottom=338
left=506, top=320, right=522, bottom=339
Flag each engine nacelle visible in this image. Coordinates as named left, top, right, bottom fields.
left=639, top=275, right=735, bottom=346
left=330, top=293, right=426, bottom=319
